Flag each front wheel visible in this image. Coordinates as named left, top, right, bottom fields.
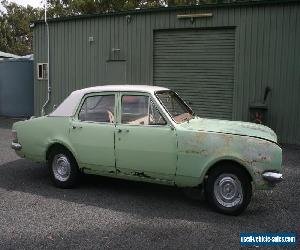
left=205, top=165, right=252, bottom=215
left=48, top=147, right=80, bottom=188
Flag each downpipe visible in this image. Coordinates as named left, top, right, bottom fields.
left=41, top=0, right=51, bottom=116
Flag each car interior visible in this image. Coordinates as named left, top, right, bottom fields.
left=78, top=94, right=166, bottom=125
left=79, top=95, right=115, bottom=123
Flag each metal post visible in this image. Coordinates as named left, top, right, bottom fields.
left=41, top=0, right=51, bottom=116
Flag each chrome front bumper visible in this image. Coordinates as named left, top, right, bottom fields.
left=262, top=172, right=283, bottom=184
left=11, top=142, right=22, bottom=151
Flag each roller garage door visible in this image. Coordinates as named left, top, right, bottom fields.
left=153, top=29, right=235, bottom=120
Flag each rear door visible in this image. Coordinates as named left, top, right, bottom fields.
left=69, top=92, right=116, bottom=173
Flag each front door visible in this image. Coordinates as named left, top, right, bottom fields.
left=69, top=93, right=116, bottom=173
left=115, top=93, right=177, bottom=182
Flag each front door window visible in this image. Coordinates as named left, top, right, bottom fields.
left=121, top=95, right=166, bottom=126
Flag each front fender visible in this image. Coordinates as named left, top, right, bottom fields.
left=175, top=130, right=282, bottom=189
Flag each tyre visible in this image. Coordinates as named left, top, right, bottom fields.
left=48, top=147, right=80, bottom=188
left=205, top=164, right=252, bottom=215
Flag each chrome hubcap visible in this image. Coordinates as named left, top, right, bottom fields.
left=214, top=174, right=243, bottom=208
left=52, top=154, right=71, bottom=182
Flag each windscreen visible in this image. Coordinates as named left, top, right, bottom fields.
left=156, top=90, right=194, bottom=123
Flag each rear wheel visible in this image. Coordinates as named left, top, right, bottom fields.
left=48, top=147, right=80, bottom=188
left=205, top=164, right=252, bottom=215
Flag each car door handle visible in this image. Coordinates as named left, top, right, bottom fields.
left=72, top=125, right=82, bottom=129
left=117, top=129, right=129, bottom=133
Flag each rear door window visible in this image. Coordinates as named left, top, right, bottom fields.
left=79, top=95, right=115, bottom=123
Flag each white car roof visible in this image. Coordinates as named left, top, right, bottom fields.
left=49, top=85, right=169, bottom=117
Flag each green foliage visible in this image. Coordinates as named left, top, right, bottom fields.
left=0, top=0, right=43, bottom=55
left=46, top=0, right=147, bottom=16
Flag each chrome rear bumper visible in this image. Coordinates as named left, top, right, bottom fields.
left=11, top=142, right=22, bottom=151
left=262, top=172, right=283, bottom=184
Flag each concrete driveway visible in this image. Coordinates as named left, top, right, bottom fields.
left=0, top=117, right=299, bottom=249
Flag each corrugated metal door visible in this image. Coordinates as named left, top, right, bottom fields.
left=153, top=29, right=235, bottom=120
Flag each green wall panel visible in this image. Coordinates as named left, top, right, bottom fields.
left=33, top=1, right=300, bottom=144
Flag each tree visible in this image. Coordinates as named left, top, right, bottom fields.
left=46, top=0, right=145, bottom=17
left=0, top=0, right=43, bottom=55
left=45, top=0, right=218, bottom=16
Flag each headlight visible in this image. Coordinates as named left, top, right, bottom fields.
left=12, top=130, right=18, bottom=143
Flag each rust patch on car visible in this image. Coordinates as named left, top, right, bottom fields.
left=133, top=171, right=153, bottom=179
left=195, top=132, right=208, bottom=143
left=180, top=149, right=208, bottom=155
left=223, top=134, right=233, bottom=143
left=241, top=153, right=271, bottom=166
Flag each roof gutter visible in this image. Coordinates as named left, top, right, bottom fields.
left=41, top=0, right=51, bottom=116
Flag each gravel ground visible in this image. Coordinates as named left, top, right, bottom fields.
left=0, top=117, right=299, bottom=249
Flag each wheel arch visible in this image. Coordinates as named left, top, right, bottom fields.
left=46, top=142, right=78, bottom=166
left=201, top=159, right=253, bottom=185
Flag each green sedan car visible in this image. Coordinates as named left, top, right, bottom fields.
left=11, top=85, right=282, bottom=215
